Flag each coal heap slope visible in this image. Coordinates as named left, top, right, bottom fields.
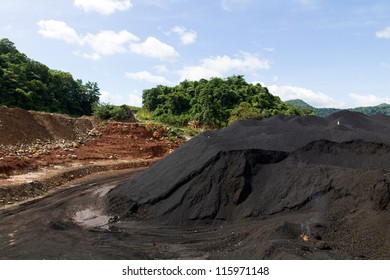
left=106, top=111, right=390, bottom=225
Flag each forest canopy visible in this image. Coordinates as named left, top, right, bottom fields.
left=0, top=38, right=100, bottom=116
left=142, top=75, right=313, bottom=128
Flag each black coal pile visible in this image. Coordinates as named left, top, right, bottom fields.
left=106, top=111, right=390, bottom=228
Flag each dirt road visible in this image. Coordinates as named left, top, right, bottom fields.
left=0, top=168, right=218, bottom=259
left=0, top=167, right=356, bottom=260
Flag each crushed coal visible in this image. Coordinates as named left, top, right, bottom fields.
left=106, top=111, right=390, bottom=258
left=107, top=111, right=390, bottom=223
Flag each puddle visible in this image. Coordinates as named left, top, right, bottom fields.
left=73, top=208, right=110, bottom=228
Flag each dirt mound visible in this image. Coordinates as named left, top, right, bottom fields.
left=0, top=106, right=93, bottom=145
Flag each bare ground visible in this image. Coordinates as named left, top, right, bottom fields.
left=0, top=106, right=185, bottom=207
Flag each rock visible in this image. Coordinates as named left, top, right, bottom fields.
left=70, top=154, right=78, bottom=160
left=316, top=241, right=331, bottom=250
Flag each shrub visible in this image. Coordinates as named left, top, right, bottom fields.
left=228, top=102, right=264, bottom=125
left=93, top=103, right=135, bottom=121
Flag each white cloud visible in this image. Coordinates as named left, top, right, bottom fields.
left=154, top=65, right=169, bottom=73
left=178, top=52, right=270, bottom=81
left=37, top=20, right=139, bottom=59
left=128, top=91, right=143, bottom=107
left=83, top=30, right=139, bottom=58
left=376, top=26, right=390, bottom=39
left=267, top=85, right=344, bottom=108
left=100, top=90, right=143, bottom=107
left=203, top=52, right=270, bottom=73
left=171, top=26, right=197, bottom=45
left=74, top=0, right=132, bottom=15
left=81, top=52, right=101, bottom=60
left=129, top=37, right=179, bottom=61
left=178, top=66, right=221, bottom=81
left=37, top=20, right=82, bottom=44
left=3, top=25, right=13, bottom=33
left=348, top=93, right=390, bottom=106
left=125, top=71, right=171, bottom=84
left=100, top=90, right=125, bottom=105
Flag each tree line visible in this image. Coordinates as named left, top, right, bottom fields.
left=0, top=38, right=100, bottom=116
left=142, top=75, right=313, bottom=128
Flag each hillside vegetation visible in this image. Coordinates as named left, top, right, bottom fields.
left=287, top=99, right=390, bottom=117
left=142, top=75, right=313, bottom=128
left=0, top=38, right=100, bottom=116
left=1, top=38, right=315, bottom=125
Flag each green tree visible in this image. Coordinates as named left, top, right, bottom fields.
left=93, top=103, right=135, bottom=121
left=141, top=75, right=312, bottom=128
left=0, top=38, right=100, bottom=116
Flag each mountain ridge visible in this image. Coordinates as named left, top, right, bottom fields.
left=286, top=99, right=390, bottom=117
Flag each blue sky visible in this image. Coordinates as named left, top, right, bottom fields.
left=1, top=0, right=390, bottom=108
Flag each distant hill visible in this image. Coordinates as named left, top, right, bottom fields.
left=286, top=99, right=390, bottom=117
left=285, top=99, right=314, bottom=110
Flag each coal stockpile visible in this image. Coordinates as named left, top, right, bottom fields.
left=106, top=111, right=390, bottom=258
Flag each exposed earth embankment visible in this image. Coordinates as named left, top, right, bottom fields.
left=0, top=106, right=184, bottom=206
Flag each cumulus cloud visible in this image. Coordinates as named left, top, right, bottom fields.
left=83, top=30, right=139, bottom=58
left=178, top=52, right=270, bottom=81
left=74, top=0, right=132, bottom=15
left=178, top=66, right=220, bottom=81
left=129, top=37, right=179, bottom=61
left=348, top=93, right=390, bottom=106
left=100, top=90, right=143, bottom=107
left=154, top=65, right=169, bottom=73
left=125, top=71, right=171, bottom=84
left=376, top=26, right=390, bottom=39
left=100, top=90, right=125, bottom=105
left=37, top=20, right=139, bottom=59
left=80, top=52, right=101, bottom=60
left=129, top=90, right=143, bottom=107
left=37, top=20, right=82, bottom=44
left=171, top=26, right=197, bottom=45
left=267, top=85, right=344, bottom=108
